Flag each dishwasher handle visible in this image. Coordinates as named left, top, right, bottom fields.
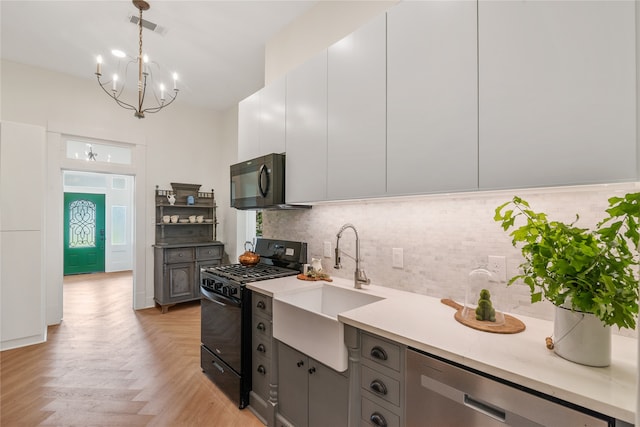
left=463, top=394, right=506, bottom=423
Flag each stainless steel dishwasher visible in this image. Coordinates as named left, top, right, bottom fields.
left=406, top=348, right=614, bottom=427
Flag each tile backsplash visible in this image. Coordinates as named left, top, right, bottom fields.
left=263, top=182, right=640, bottom=338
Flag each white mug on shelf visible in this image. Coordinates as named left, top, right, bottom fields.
left=196, top=215, right=204, bottom=223
left=162, top=215, right=170, bottom=223
left=189, top=215, right=196, bottom=223
left=170, top=215, right=179, bottom=223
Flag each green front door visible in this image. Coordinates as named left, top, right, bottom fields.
left=64, top=193, right=106, bottom=275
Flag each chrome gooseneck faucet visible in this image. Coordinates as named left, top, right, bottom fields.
left=334, top=223, right=370, bottom=289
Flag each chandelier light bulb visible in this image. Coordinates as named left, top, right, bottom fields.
left=111, top=49, right=126, bottom=58
left=96, top=55, right=103, bottom=75
left=160, top=83, right=165, bottom=101
left=172, top=73, right=178, bottom=90
left=143, top=54, right=149, bottom=63
left=112, top=74, right=118, bottom=91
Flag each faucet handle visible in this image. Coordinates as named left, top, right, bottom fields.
left=334, top=247, right=341, bottom=269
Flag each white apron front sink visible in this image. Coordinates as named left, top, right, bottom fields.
left=273, top=284, right=384, bottom=371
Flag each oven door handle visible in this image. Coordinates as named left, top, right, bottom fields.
left=200, top=286, right=241, bottom=308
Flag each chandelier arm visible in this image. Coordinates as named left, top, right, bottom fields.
left=96, top=75, right=138, bottom=112
left=141, top=90, right=179, bottom=114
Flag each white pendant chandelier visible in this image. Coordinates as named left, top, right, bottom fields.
left=95, top=0, right=178, bottom=119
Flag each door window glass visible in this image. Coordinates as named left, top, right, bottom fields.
left=68, top=200, right=97, bottom=248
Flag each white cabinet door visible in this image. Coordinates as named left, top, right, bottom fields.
left=387, top=1, right=478, bottom=195
left=260, top=75, right=286, bottom=156
left=478, top=0, right=636, bottom=189
left=285, top=52, right=328, bottom=203
left=0, top=121, right=45, bottom=350
left=327, top=15, right=387, bottom=200
left=238, top=91, right=260, bottom=162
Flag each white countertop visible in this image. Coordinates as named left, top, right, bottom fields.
left=247, top=276, right=637, bottom=423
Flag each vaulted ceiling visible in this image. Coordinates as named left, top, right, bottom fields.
left=1, top=1, right=317, bottom=111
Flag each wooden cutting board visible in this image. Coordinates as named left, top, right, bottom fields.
left=441, top=298, right=525, bottom=334
left=297, top=273, right=333, bottom=282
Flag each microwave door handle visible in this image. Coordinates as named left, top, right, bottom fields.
left=258, top=164, right=270, bottom=197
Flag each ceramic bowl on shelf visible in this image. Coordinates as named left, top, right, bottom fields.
left=204, top=219, right=213, bottom=223
left=178, top=219, right=189, bottom=224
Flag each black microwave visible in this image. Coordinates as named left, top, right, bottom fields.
left=231, top=153, right=306, bottom=210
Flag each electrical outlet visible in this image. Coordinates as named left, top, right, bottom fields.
left=323, top=241, right=332, bottom=258
left=392, top=248, right=404, bottom=269
left=488, top=255, right=507, bottom=282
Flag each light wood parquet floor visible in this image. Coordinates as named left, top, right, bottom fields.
left=0, top=271, right=265, bottom=427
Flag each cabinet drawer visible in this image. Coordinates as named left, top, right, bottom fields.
left=196, top=245, right=222, bottom=260
left=252, top=354, right=270, bottom=399
left=362, top=333, right=401, bottom=372
left=253, top=293, right=273, bottom=316
left=361, top=395, right=400, bottom=427
left=361, top=365, right=400, bottom=407
left=165, top=248, right=194, bottom=263
left=252, top=335, right=270, bottom=360
left=253, top=316, right=272, bottom=342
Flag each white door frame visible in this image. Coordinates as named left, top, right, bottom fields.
left=45, top=125, right=148, bottom=325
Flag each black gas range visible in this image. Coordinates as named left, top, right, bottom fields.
left=199, top=238, right=307, bottom=409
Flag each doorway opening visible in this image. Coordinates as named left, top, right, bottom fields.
left=62, top=171, right=134, bottom=276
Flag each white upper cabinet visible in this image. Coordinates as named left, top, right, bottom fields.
left=260, top=76, right=287, bottom=156
left=478, top=0, right=637, bottom=189
left=237, top=76, right=286, bottom=162
left=237, top=91, right=261, bottom=162
left=387, top=1, right=478, bottom=195
left=285, top=52, right=328, bottom=204
left=327, top=15, right=387, bottom=200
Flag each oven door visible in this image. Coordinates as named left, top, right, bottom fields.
left=200, top=286, right=242, bottom=374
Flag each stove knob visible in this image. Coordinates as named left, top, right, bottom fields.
left=229, top=287, right=238, bottom=296
left=221, top=286, right=229, bottom=296
left=214, top=282, right=223, bottom=291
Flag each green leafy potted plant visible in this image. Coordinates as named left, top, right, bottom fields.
left=494, top=192, right=640, bottom=366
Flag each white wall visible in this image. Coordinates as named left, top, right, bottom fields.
left=1, top=59, right=238, bottom=329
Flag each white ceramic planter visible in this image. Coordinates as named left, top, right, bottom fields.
left=553, top=305, right=611, bottom=367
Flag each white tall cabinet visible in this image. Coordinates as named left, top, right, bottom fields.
left=285, top=52, right=328, bottom=204
left=237, top=76, right=287, bottom=162
left=327, top=15, right=387, bottom=200
left=386, top=1, right=478, bottom=195
left=478, top=0, right=637, bottom=189
left=1, top=121, right=46, bottom=350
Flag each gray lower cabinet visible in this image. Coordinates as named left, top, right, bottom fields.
left=277, top=341, right=349, bottom=427
left=249, top=292, right=275, bottom=425
left=359, top=332, right=406, bottom=427
left=153, top=243, right=223, bottom=313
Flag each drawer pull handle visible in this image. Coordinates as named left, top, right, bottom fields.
left=370, top=346, right=388, bottom=361
left=257, top=322, right=266, bottom=331
left=308, top=367, right=316, bottom=375
left=257, top=344, right=266, bottom=353
left=370, top=412, right=387, bottom=427
left=179, top=253, right=183, bottom=257
left=257, top=365, right=266, bottom=375
left=297, top=360, right=304, bottom=368
left=370, top=379, right=387, bottom=395
left=257, top=301, right=266, bottom=309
